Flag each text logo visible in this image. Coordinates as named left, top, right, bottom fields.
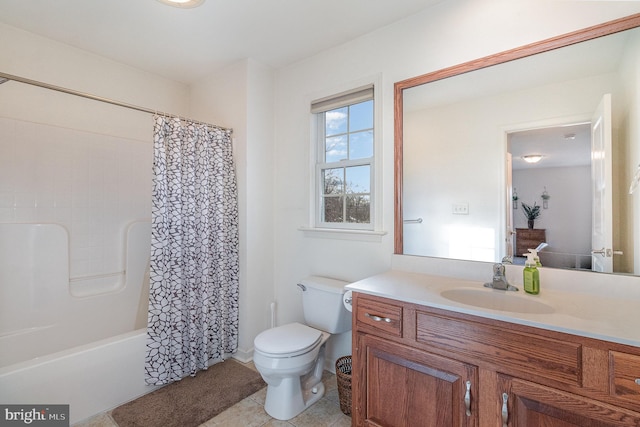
left=0, top=405, right=69, bottom=427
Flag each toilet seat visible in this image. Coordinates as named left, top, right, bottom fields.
left=254, top=322, right=322, bottom=357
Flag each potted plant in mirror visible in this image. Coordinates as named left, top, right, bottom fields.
left=521, top=202, right=541, bottom=229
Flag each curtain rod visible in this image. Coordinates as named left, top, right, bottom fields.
left=0, top=71, right=232, bottom=133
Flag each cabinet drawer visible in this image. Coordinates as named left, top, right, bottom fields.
left=610, top=351, right=640, bottom=405
left=355, top=296, right=402, bottom=337
left=416, top=311, right=582, bottom=386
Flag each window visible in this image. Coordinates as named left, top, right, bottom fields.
left=312, top=86, right=374, bottom=230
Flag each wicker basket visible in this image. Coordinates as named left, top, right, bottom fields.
left=335, top=355, right=352, bottom=416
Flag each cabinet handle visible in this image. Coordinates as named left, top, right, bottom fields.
left=364, top=312, right=392, bottom=323
left=635, top=378, right=640, bottom=386
left=501, top=393, right=509, bottom=427
left=464, top=380, right=471, bottom=416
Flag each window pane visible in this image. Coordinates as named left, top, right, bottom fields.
left=315, top=90, right=374, bottom=228
left=349, top=100, right=373, bottom=132
left=349, top=130, right=373, bottom=159
left=346, top=195, right=370, bottom=223
left=323, top=168, right=344, bottom=195
left=345, top=165, right=370, bottom=194
left=325, top=135, right=347, bottom=163
left=325, top=107, right=347, bottom=137
left=324, top=196, right=344, bottom=222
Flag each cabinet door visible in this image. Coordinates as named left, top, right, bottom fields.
left=356, top=334, right=477, bottom=427
left=498, top=375, right=640, bottom=426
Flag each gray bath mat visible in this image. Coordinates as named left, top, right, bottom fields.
left=111, top=359, right=266, bottom=427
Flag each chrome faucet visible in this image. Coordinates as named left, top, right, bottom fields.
left=484, top=263, right=518, bottom=291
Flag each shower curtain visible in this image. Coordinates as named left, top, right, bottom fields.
left=145, top=116, right=239, bottom=386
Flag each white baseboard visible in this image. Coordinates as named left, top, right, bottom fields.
left=230, top=347, right=253, bottom=364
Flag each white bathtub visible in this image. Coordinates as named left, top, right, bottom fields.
left=0, top=329, right=158, bottom=425
left=0, top=221, right=157, bottom=425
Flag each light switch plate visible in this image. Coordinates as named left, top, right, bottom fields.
left=452, top=203, right=469, bottom=215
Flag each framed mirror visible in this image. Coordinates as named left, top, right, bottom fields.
left=395, top=13, right=640, bottom=276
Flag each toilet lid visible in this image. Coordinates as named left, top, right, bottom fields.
left=254, top=322, right=322, bottom=356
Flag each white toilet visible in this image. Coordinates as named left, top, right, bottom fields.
left=253, top=276, right=351, bottom=420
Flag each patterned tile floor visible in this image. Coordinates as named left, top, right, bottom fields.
left=73, top=363, right=352, bottom=427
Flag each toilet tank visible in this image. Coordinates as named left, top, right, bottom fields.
left=300, top=276, right=351, bottom=334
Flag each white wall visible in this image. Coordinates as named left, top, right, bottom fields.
left=632, top=33, right=640, bottom=274
left=618, top=28, right=640, bottom=273
left=272, top=0, right=640, bottom=328
left=0, top=24, right=189, bottom=137
left=513, top=166, right=592, bottom=257
left=190, top=59, right=276, bottom=359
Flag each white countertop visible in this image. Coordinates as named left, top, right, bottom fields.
left=346, top=269, right=640, bottom=348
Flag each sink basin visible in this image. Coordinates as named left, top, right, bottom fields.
left=440, top=288, right=555, bottom=314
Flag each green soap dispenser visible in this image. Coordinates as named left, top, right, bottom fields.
left=523, top=251, right=540, bottom=295
left=529, top=248, right=542, bottom=267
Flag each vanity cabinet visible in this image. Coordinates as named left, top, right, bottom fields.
left=358, top=334, right=477, bottom=426
left=498, top=375, right=640, bottom=426
left=352, top=292, right=640, bottom=426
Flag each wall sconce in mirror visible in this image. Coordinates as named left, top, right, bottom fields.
left=541, top=187, right=550, bottom=209
left=522, top=154, right=544, bottom=164
left=512, top=188, right=518, bottom=209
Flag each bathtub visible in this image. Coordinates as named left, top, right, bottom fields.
left=0, top=329, right=157, bottom=425
left=0, top=221, right=157, bottom=425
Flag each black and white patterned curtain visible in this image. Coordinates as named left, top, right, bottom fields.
left=145, top=116, right=239, bottom=386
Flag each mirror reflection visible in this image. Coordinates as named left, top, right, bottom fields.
left=508, top=123, right=594, bottom=271
left=398, top=18, right=640, bottom=276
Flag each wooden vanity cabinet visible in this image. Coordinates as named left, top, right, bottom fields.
left=352, top=292, right=640, bottom=426
left=357, top=334, right=478, bottom=427
left=498, top=375, right=640, bottom=426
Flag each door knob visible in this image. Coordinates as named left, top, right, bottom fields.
left=591, top=248, right=624, bottom=257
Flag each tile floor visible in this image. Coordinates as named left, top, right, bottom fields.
left=73, top=363, right=352, bottom=427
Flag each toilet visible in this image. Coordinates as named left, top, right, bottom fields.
left=253, top=276, right=351, bottom=420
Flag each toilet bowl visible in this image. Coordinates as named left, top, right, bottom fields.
left=253, top=322, right=330, bottom=420
left=253, top=276, right=351, bottom=420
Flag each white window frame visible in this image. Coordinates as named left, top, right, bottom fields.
left=311, top=84, right=376, bottom=231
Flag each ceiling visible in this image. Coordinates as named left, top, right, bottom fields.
left=509, top=123, right=591, bottom=170
left=0, top=0, right=442, bottom=84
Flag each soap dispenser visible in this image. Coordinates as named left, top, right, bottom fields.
left=528, top=248, right=542, bottom=267
left=523, top=251, right=540, bottom=295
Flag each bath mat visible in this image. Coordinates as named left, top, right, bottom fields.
left=111, top=359, right=266, bottom=427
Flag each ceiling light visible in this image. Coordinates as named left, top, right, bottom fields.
left=156, top=0, right=205, bottom=8
left=564, top=133, right=576, bottom=140
left=522, top=155, right=543, bottom=164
